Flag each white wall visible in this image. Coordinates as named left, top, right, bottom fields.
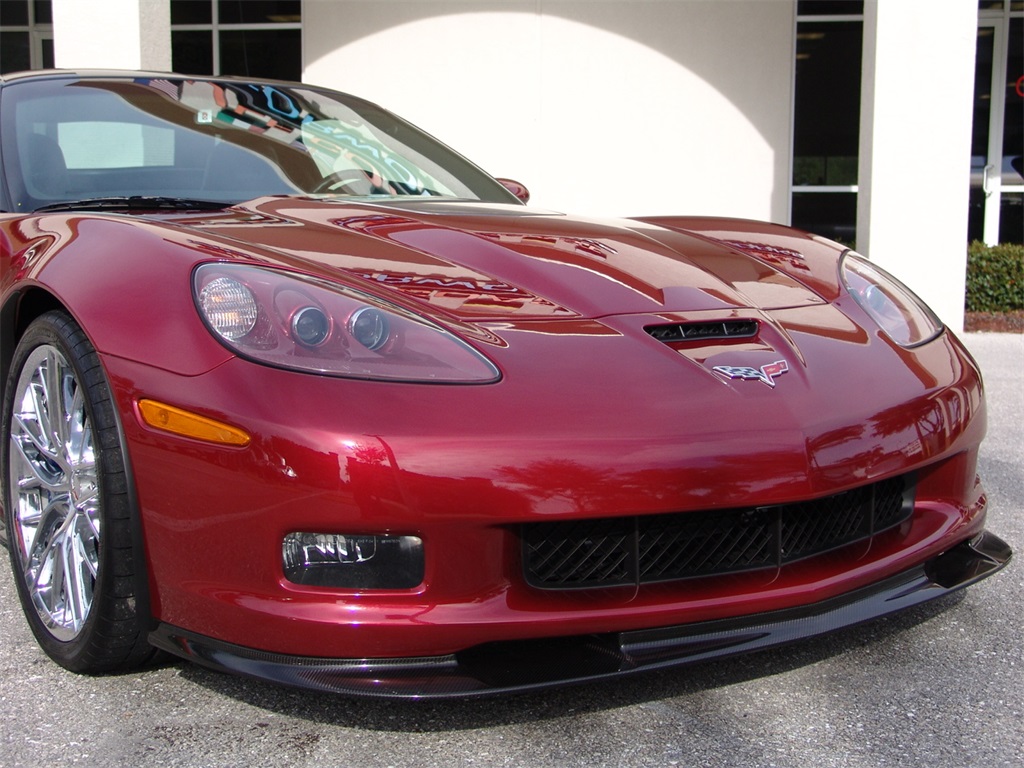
left=857, top=0, right=977, bottom=332
left=304, top=0, right=794, bottom=222
left=52, top=0, right=170, bottom=70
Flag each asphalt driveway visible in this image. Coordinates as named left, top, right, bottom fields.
left=1, top=332, right=1020, bottom=768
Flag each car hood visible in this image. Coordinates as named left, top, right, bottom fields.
left=164, top=197, right=827, bottom=321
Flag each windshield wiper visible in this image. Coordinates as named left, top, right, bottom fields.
left=34, top=196, right=233, bottom=213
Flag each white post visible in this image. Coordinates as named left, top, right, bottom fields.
left=52, top=0, right=171, bottom=71
left=857, top=0, right=977, bottom=333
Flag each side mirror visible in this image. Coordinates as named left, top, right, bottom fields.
left=496, top=178, right=530, bottom=203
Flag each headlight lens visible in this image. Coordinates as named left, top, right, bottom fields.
left=194, top=264, right=500, bottom=383
left=840, top=252, right=943, bottom=347
left=199, top=276, right=258, bottom=339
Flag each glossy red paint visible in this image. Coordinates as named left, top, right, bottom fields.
left=0, top=72, right=1009, bottom=696
left=0, top=200, right=997, bottom=646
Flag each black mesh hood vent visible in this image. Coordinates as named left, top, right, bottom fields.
left=645, top=320, right=758, bottom=343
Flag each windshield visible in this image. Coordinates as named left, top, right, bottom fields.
left=0, top=75, right=520, bottom=212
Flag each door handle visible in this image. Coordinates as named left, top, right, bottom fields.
left=983, top=164, right=995, bottom=197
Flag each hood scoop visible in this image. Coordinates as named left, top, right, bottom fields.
left=644, top=320, right=759, bottom=343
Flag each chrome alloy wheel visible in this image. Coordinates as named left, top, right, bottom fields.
left=8, top=344, right=101, bottom=642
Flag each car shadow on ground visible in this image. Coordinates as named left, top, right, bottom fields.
left=171, top=591, right=966, bottom=731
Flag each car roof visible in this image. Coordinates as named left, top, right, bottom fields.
left=0, top=69, right=306, bottom=88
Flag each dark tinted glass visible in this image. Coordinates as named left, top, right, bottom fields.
left=171, top=0, right=212, bottom=24
left=0, top=1, right=29, bottom=25
left=32, top=0, right=50, bottom=23
left=793, top=21, right=862, bottom=185
left=172, top=30, right=214, bottom=75
left=218, top=0, right=300, bottom=24
left=792, top=192, right=857, bottom=246
left=219, top=28, right=300, bottom=80
left=1002, top=18, right=1022, bottom=184
left=972, top=28, right=995, bottom=160
left=968, top=188, right=986, bottom=242
left=0, top=32, right=30, bottom=73
left=999, top=194, right=1022, bottom=243
left=797, top=1, right=863, bottom=15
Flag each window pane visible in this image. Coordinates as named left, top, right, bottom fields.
left=793, top=21, right=863, bottom=186
left=1000, top=193, right=1023, bottom=244
left=33, top=0, right=51, bottom=24
left=218, top=0, right=300, bottom=24
left=219, top=28, right=300, bottom=80
left=968, top=188, right=986, bottom=243
left=0, top=32, right=31, bottom=74
left=792, top=192, right=857, bottom=245
left=172, top=30, right=214, bottom=75
left=1002, top=18, right=1022, bottom=185
left=972, top=28, right=995, bottom=163
left=797, top=1, right=863, bottom=16
left=171, top=0, right=211, bottom=24
left=0, top=2, right=29, bottom=26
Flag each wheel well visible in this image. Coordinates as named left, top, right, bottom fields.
left=0, top=289, right=68, bottom=546
left=1, top=288, right=65, bottom=387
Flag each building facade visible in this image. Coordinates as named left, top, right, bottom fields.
left=2, top=0, right=1021, bottom=331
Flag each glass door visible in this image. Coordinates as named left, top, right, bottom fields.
left=970, top=14, right=1023, bottom=245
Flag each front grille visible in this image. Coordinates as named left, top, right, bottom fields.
left=523, top=475, right=914, bottom=589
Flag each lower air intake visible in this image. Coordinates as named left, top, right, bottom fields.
left=523, top=474, right=914, bottom=589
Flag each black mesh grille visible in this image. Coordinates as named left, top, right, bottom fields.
left=523, top=475, right=914, bottom=589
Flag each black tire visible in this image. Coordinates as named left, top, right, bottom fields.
left=2, top=310, right=154, bottom=672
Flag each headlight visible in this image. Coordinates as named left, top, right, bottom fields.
left=840, top=251, right=943, bottom=347
left=194, top=264, right=501, bottom=383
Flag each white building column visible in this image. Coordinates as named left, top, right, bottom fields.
left=856, top=0, right=977, bottom=333
left=52, top=0, right=171, bottom=70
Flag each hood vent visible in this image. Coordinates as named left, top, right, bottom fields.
left=644, top=320, right=758, bottom=343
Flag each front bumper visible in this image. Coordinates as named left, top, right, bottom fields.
left=149, top=530, right=1011, bottom=699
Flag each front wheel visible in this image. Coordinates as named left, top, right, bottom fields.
left=2, top=311, right=154, bottom=672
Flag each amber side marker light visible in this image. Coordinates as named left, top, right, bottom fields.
left=137, top=399, right=251, bottom=447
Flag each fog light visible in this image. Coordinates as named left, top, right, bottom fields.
left=282, top=532, right=424, bottom=589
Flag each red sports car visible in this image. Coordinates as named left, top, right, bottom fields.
left=0, top=71, right=1010, bottom=698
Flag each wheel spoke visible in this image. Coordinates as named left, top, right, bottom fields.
left=66, top=381, right=88, bottom=466
left=27, top=521, right=61, bottom=604
left=26, top=379, right=52, bottom=452
left=61, top=525, right=90, bottom=633
left=44, top=350, right=71, bottom=454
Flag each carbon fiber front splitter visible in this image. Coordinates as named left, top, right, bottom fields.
left=148, top=531, right=1011, bottom=699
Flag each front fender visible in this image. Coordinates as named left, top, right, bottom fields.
left=2, top=213, right=234, bottom=376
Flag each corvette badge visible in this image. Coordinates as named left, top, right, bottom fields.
left=713, top=360, right=790, bottom=388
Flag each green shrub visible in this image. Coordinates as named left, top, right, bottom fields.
left=965, top=241, right=1024, bottom=312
